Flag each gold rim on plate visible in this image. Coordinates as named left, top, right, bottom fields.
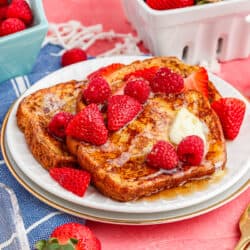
left=1, top=103, right=250, bottom=225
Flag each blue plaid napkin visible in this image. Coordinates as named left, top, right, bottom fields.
left=0, top=44, right=85, bottom=250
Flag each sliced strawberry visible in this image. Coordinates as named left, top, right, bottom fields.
left=184, top=67, right=209, bottom=98
left=87, top=63, right=124, bottom=79
left=66, top=103, right=108, bottom=145
left=50, top=167, right=91, bottom=197
left=211, top=97, right=246, bottom=140
left=124, top=66, right=159, bottom=83
left=35, top=222, right=101, bottom=250
left=107, top=95, right=142, bottom=131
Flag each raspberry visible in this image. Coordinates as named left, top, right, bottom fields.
left=177, top=135, right=204, bottom=166
left=124, top=78, right=151, bottom=104
left=151, top=67, right=184, bottom=94
left=107, top=95, right=142, bottom=131
left=147, top=141, right=178, bottom=170
left=48, top=112, right=74, bottom=139
left=211, top=97, right=246, bottom=140
left=0, top=17, right=26, bottom=36
left=61, top=48, right=87, bottom=67
left=66, top=103, right=108, bottom=145
left=83, top=76, right=111, bottom=104
left=7, top=0, right=33, bottom=25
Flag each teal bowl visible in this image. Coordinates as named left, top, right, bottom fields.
left=0, top=0, right=48, bottom=83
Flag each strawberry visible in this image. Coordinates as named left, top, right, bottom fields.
left=0, top=0, right=8, bottom=6
left=50, top=167, right=91, bottom=197
left=124, top=78, right=151, bottom=104
left=35, top=222, right=101, bottom=250
left=87, top=63, right=124, bottom=79
left=61, top=48, right=87, bottom=67
left=83, top=76, right=111, bottom=104
left=146, top=0, right=194, bottom=10
left=0, top=6, right=7, bottom=20
left=66, top=103, right=108, bottom=145
left=124, top=66, right=159, bottom=83
left=0, top=17, right=25, bottom=36
left=177, top=135, right=204, bottom=166
left=151, top=67, right=184, bottom=94
left=184, top=67, right=209, bottom=98
left=48, top=112, right=74, bottom=139
left=147, top=141, right=178, bottom=170
left=7, top=0, right=33, bottom=25
left=107, top=95, right=142, bottom=131
left=211, top=97, right=246, bottom=140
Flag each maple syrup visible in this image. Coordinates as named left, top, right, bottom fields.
left=142, top=169, right=227, bottom=201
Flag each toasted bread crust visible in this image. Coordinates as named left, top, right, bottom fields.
left=16, top=80, right=84, bottom=170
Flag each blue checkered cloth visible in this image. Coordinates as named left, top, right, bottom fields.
left=0, top=44, right=85, bottom=250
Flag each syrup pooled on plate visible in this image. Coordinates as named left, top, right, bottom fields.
left=142, top=169, right=226, bottom=201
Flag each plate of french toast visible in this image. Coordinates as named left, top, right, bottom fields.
left=3, top=56, right=250, bottom=214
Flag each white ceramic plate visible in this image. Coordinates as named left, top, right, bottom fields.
left=2, top=132, right=250, bottom=225
left=5, top=56, right=250, bottom=213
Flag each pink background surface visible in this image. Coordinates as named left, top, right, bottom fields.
left=43, top=1, right=250, bottom=249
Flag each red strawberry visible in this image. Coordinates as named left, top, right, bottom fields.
left=124, top=78, right=151, bottom=104
left=146, top=0, right=194, bottom=10
left=83, top=76, right=111, bottom=104
left=50, top=167, right=91, bottom=197
left=211, top=97, right=246, bottom=140
left=0, top=6, right=7, bottom=20
left=66, top=103, right=108, bottom=145
left=87, top=63, right=124, bottom=79
left=0, top=0, right=8, bottom=6
left=177, top=135, right=204, bottom=166
left=0, top=17, right=26, bottom=36
left=7, top=0, right=33, bottom=25
left=151, top=67, right=184, bottom=94
left=48, top=112, right=74, bottom=139
left=124, top=66, right=159, bottom=83
left=147, top=141, right=178, bottom=170
left=35, top=222, right=101, bottom=250
left=184, top=67, right=209, bottom=98
left=107, top=95, right=142, bottom=131
left=61, top=48, right=87, bottom=67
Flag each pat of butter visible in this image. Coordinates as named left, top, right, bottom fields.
left=169, top=108, right=207, bottom=145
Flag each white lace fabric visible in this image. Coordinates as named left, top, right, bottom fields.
left=44, top=20, right=144, bottom=57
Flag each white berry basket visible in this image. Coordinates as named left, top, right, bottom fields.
left=122, top=0, right=250, bottom=64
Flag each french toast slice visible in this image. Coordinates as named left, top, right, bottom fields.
left=76, top=57, right=222, bottom=112
left=67, top=90, right=226, bottom=202
left=16, top=80, right=85, bottom=170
